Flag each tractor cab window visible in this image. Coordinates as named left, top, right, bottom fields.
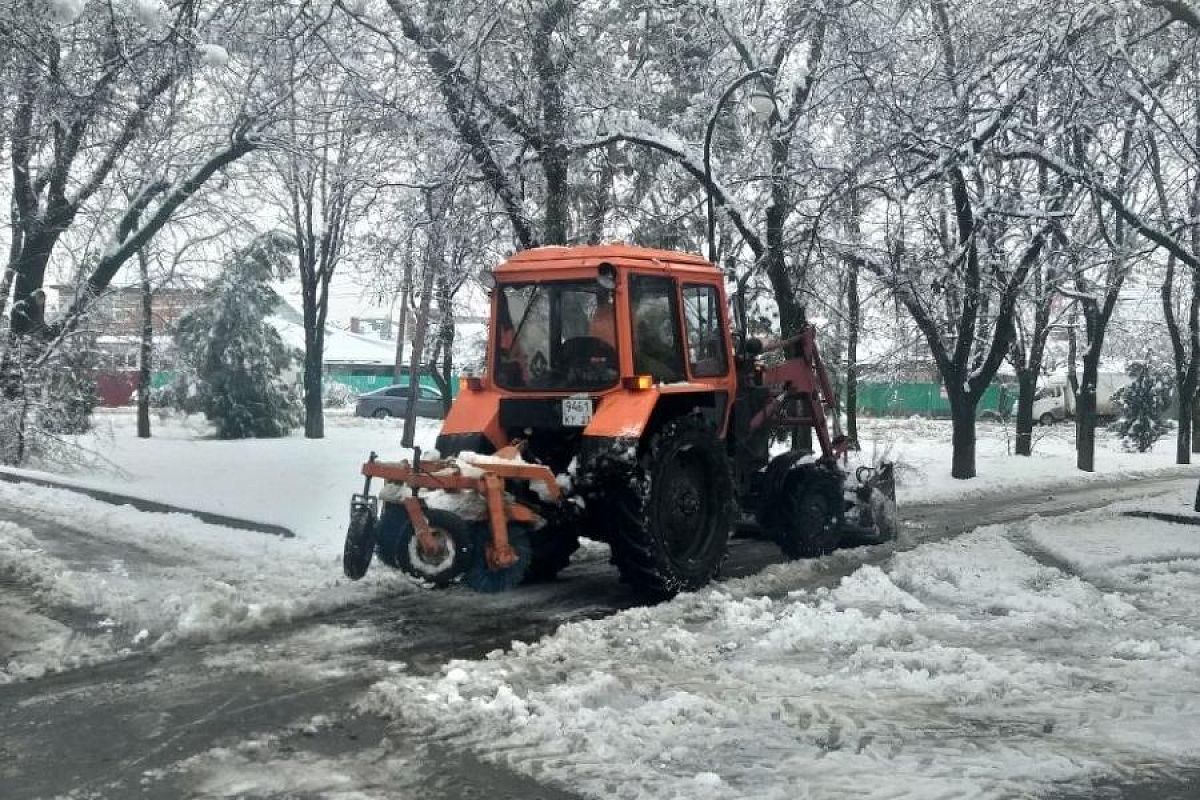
left=494, top=281, right=619, bottom=391
left=682, top=284, right=728, bottom=377
left=630, top=275, right=686, bottom=383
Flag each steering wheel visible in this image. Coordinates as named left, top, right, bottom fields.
left=560, top=336, right=618, bottom=385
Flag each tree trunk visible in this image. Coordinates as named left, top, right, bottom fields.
left=844, top=254, right=859, bottom=443
left=302, top=336, right=324, bottom=439
left=8, top=226, right=65, bottom=336
left=300, top=254, right=326, bottom=439
left=1076, top=354, right=1100, bottom=472
left=1066, top=308, right=1079, bottom=396
left=1014, top=371, right=1036, bottom=456
left=1192, top=394, right=1200, bottom=453
left=433, top=274, right=456, bottom=415
left=1177, top=381, right=1194, bottom=465
left=542, top=148, right=569, bottom=246
left=845, top=362, right=858, bottom=443
left=136, top=250, right=153, bottom=439
left=393, top=240, right=414, bottom=384
left=403, top=194, right=443, bottom=449
left=948, top=389, right=978, bottom=480
left=403, top=262, right=436, bottom=449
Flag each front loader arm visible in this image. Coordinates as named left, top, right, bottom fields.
left=749, top=325, right=844, bottom=461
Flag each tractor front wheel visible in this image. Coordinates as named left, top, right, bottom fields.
left=774, top=483, right=841, bottom=559
left=610, top=416, right=734, bottom=599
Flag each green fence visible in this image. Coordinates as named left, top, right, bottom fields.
left=149, top=368, right=459, bottom=397
left=323, top=367, right=458, bottom=397
left=855, top=381, right=1014, bottom=418
left=150, top=370, right=993, bottom=416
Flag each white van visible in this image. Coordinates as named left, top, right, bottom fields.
left=1033, top=382, right=1072, bottom=425
left=1033, top=373, right=1131, bottom=425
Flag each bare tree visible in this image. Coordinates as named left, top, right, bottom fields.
left=0, top=1, right=274, bottom=351
left=267, top=6, right=391, bottom=439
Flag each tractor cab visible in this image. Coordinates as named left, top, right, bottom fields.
left=342, top=245, right=896, bottom=598
left=436, top=246, right=738, bottom=475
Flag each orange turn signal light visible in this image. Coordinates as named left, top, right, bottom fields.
left=459, top=376, right=484, bottom=392
left=623, top=374, right=654, bottom=391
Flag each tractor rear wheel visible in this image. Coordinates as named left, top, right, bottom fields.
left=774, top=483, right=841, bottom=559
left=609, top=416, right=734, bottom=599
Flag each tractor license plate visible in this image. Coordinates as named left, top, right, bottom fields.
left=562, top=395, right=592, bottom=427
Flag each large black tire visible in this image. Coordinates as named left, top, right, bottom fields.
left=609, top=415, right=734, bottom=599
left=342, top=504, right=377, bottom=580
left=773, top=479, right=841, bottom=559
left=523, top=526, right=580, bottom=583
left=1039, top=412, right=1056, bottom=427
left=377, top=503, right=474, bottom=587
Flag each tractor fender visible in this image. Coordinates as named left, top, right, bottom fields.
left=439, top=389, right=505, bottom=452
left=586, top=388, right=726, bottom=441
left=584, top=388, right=661, bottom=439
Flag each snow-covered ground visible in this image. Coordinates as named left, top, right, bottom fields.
left=1, top=408, right=1193, bottom=689
left=2, top=408, right=442, bottom=543
left=370, top=489, right=1200, bottom=800
left=2, top=410, right=1191, bottom=546
left=852, top=416, right=1192, bottom=504
left=0, top=480, right=418, bottom=682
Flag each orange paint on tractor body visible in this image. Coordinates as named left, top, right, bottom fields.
left=439, top=244, right=736, bottom=443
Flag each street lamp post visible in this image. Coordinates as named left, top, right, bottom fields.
left=703, top=67, right=776, bottom=264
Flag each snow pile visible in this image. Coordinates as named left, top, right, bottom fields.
left=0, top=481, right=417, bottom=682
left=370, top=506, right=1200, bottom=798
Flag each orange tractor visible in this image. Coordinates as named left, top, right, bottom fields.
left=343, top=245, right=896, bottom=596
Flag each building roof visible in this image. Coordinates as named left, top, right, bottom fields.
left=270, top=302, right=397, bottom=366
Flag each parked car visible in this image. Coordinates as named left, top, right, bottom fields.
left=1033, top=372, right=1131, bottom=425
left=354, top=384, right=445, bottom=420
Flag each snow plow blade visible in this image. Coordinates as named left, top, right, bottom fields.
left=841, top=462, right=898, bottom=545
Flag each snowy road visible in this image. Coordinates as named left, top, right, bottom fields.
left=2, top=474, right=1199, bottom=799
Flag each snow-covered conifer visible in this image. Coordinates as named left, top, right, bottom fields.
left=1113, top=356, right=1173, bottom=453
left=171, top=233, right=300, bottom=439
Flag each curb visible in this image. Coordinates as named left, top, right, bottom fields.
left=0, top=470, right=296, bottom=538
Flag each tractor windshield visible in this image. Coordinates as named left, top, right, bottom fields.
left=494, top=281, right=619, bottom=391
